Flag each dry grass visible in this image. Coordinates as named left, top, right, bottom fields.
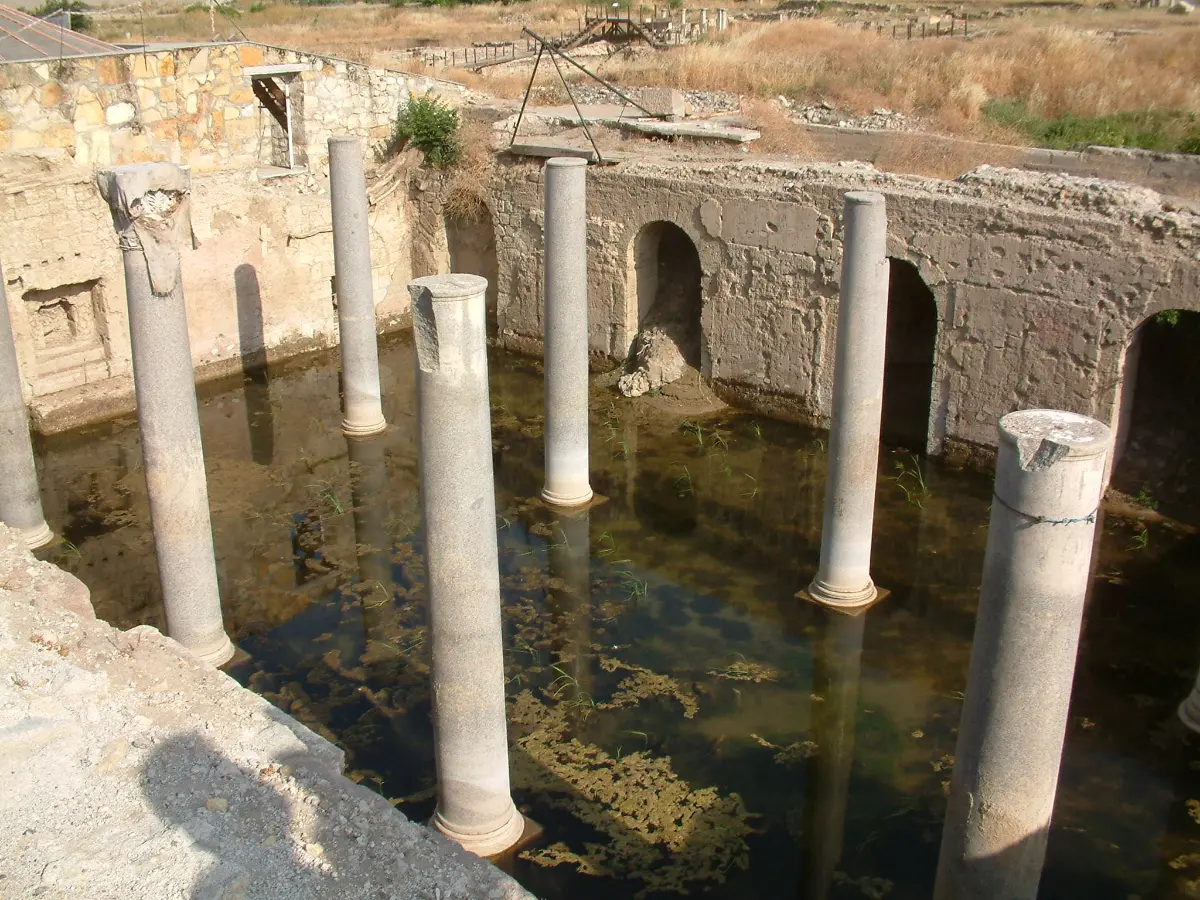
left=94, top=0, right=585, bottom=59
left=443, top=119, right=496, bottom=222
left=593, top=19, right=1200, bottom=139
left=742, top=98, right=815, bottom=156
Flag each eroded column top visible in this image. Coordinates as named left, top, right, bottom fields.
left=96, top=163, right=192, bottom=295
left=408, top=274, right=488, bottom=303
left=546, top=157, right=588, bottom=170
left=96, top=163, right=190, bottom=216
left=999, top=408, right=1112, bottom=469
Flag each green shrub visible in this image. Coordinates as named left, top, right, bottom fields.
left=249, top=1, right=266, bottom=11
left=30, top=0, right=91, bottom=32
left=394, top=94, right=461, bottom=167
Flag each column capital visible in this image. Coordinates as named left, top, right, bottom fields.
left=97, top=163, right=193, bottom=295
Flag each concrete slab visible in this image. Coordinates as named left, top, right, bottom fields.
left=508, top=140, right=630, bottom=164
left=620, top=119, right=761, bottom=143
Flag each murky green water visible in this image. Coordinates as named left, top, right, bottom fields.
left=33, top=334, right=1200, bottom=899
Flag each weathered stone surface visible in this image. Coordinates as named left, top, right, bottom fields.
left=0, top=523, right=535, bottom=900
left=482, top=160, right=1199, bottom=460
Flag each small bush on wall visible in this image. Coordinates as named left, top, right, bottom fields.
left=395, top=94, right=461, bottom=167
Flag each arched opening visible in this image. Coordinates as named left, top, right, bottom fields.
left=1112, top=309, right=1200, bottom=521
left=631, top=220, right=702, bottom=368
left=880, top=260, right=937, bottom=451
left=444, top=206, right=498, bottom=325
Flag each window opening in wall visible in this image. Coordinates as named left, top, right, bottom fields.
left=251, top=73, right=306, bottom=176
left=881, top=259, right=937, bottom=452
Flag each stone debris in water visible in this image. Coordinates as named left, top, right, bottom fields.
left=618, top=326, right=688, bottom=398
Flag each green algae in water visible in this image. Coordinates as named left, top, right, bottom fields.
left=30, top=334, right=1200, bottom=900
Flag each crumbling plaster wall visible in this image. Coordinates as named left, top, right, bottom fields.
left=487, top=160, right=1200, bottom=457
left=0, top=155, right=414, bottom=431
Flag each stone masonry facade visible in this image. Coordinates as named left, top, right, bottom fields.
left=0, top=42, right=459, bottom=429
left=0, top=41, right=461, bottom=171
left=483, top=159, right=1200, bottom=459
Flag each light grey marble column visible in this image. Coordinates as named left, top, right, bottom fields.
left=700, top=8, right=709, bottom=31
left=934, top=409, right=1111, bottom=900
left=808, top=192, right=889, bottom=610
left=716, top=8, right=728, bottom=31
left=329, top=136, right=387, bottom=438
left=98, top=164, right=233, bottom=667
left=409, top=273, right=524, bottom=857
left=0, top=261, right=53, bottom=550
left=541, top=157, right=593, bottom=508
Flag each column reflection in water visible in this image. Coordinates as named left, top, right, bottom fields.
left=347, top=433, right=394, bottom=601
left=798, top=607, right=867, bottom=900
left=546, top=507, right=592, bottom=698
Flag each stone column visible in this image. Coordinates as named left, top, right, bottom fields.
left=716, top=7, right=728, bottom=30
left=329, top=136, right=387, bottom=438
left=409, top=273, right=525, bottom=857
left=0, top=261, right=53, bottom=550
left=807, top=192, right=889, bottom=611
left=800, top=607, right=866, bottom=899
left=97, top=164, right=233, bottom=667
left=700, top=7, right=709, bottom=31
left=934, top=409, right=1111, bottom=900
left=541, top=158, right=593, bottom=508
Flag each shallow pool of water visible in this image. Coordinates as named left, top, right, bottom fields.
left=33, top=334, right=1200, bottom=899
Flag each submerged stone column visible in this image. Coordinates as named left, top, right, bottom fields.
left=934, top=409, right=1110, bottom=900
left=0, top=261, right=53, bottom=550
left=98, top=164, right=233, bottom=667
left=541, top=157, right=593, bottom=508
left=1179, top=668, right=1200, bottom=734
left=409, top=273, right=524, bottom=857
left=347, top=432, right=393, bottom=600
left=800, top=607, right=866, bottom=900
left=547, top=508, right=592, bottom=698
left=807, top=192, right=889, bottom=610
left=329, top=136, right=387, bottom=438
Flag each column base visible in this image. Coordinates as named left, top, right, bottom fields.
left=18, top=521, right=54, bottom=551
left=342, top=417, right=388, bottom=438
left=186, top=633, right=237, bottom=668
left=540, top=485, right=594, bottom=508
left=802, top=578, right=881, bottom=611
left=433, top=803, right=526, bottom=857
left=1179, top=693, right=1200, bottom=734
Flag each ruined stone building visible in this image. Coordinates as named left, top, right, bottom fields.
left=0, top=31, right=461, bottom=430
left=1, top=23, right=1198, bottom=498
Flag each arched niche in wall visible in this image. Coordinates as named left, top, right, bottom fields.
left=1111, top=309, right=1200, bottom=523
left=627, top=220, right=703, bottom=368
left=881, top=259, right=938, bottom=452
left=444, top=203, right=499, bottom=330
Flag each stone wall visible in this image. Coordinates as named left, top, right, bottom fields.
left=0, top=41, right=463, bottom=171
left=0, top=153, right=415, bottom=431
left=484, top=159, right=1200, bottom=458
